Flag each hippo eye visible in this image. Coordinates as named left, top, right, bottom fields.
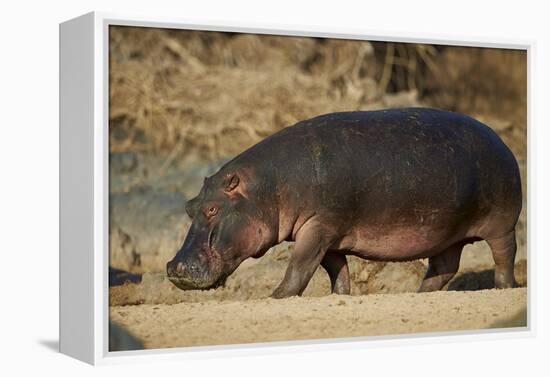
left=207, top=206, right=218, bottom=217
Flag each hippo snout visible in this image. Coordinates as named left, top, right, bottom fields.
left=166, top=260, right=184, bottom=276
left=167, top=260, right=194, bottom=287
left=167, top=259, right=202, bottom=276
left=166, top=255, right=220, bottom=290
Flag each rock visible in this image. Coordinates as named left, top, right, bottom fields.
left=110, top=152, right=138, bottom=174
left=109, top=151, right=229, bottom=198
left=109, top=191, right=190, bottom=272
left=357, top=269, right=370, bottom=283
left=350, top=259, right=426, bottom=295
left=368, top=261, right=426, bottom=293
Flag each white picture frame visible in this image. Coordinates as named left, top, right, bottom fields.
left=59, top=11, right=534, bottom=365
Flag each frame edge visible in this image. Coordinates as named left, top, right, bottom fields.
left=59, top=12, right=96, bottom=365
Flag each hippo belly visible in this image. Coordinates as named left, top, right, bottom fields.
left=342, top=224, right=473, bottom=261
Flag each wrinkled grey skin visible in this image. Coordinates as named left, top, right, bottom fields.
left=167, top=108, right=522, bottom=298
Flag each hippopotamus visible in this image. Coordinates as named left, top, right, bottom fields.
left=166, top=108, right=522, bottom=298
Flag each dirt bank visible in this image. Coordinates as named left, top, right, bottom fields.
left=110, top=288, right=527, bottom=349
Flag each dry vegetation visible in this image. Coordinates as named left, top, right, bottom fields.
left=109, top=26, right=526, bottom=162
left=110, top=27, right=381, bottom=160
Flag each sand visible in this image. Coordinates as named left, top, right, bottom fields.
left=110, top=288, right=527, bottom=349
left=108, top=232, right=528, bottom=350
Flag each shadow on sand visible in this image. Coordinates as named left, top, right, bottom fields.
left=449, top=260, right=527, bottom=291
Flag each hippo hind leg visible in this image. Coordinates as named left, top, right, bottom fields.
left=486, top=231, right=517, bottom=289
left=418, top=242, right=464, bottom=292
left=321, top=251, right=350, bottom=295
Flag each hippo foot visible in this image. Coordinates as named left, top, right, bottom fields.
left=270, top=287, right=300, bottom=299
left=494, top=274, right=517, bottom=289
left=487, top=231, right=518, bottom=290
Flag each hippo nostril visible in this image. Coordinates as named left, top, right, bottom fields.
left=182, top=263, right=199, bottom=274
left=176, top=262, right=184, bottom=274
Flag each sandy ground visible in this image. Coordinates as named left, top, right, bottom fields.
left=109, top=225, right=528, bottom=350
left=110, top=288, right=527, bottom=349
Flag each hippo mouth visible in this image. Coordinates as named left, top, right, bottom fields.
left=167, top=274, right=228, bottom=291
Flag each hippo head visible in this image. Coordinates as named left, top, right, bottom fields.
left=166, top=169, right=275, bottom=290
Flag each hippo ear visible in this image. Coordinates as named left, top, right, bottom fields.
left=223, top=174, right=240, bottom=192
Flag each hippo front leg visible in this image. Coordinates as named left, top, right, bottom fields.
left=271, top=221, right=333, bottom=299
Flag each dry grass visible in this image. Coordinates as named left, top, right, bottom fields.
left=425, top=47, right=527, bottom=118
left=109, top=26, right=527, bottom=163
left=109, top=27, right=417, bottom=161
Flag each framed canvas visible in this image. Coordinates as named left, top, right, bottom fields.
left=59, top=11, right=533, bottom=365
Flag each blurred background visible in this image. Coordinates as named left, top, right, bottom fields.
left=109, top=27, right=526, bottom=160
left=107, top=26, right=527, bottom=348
